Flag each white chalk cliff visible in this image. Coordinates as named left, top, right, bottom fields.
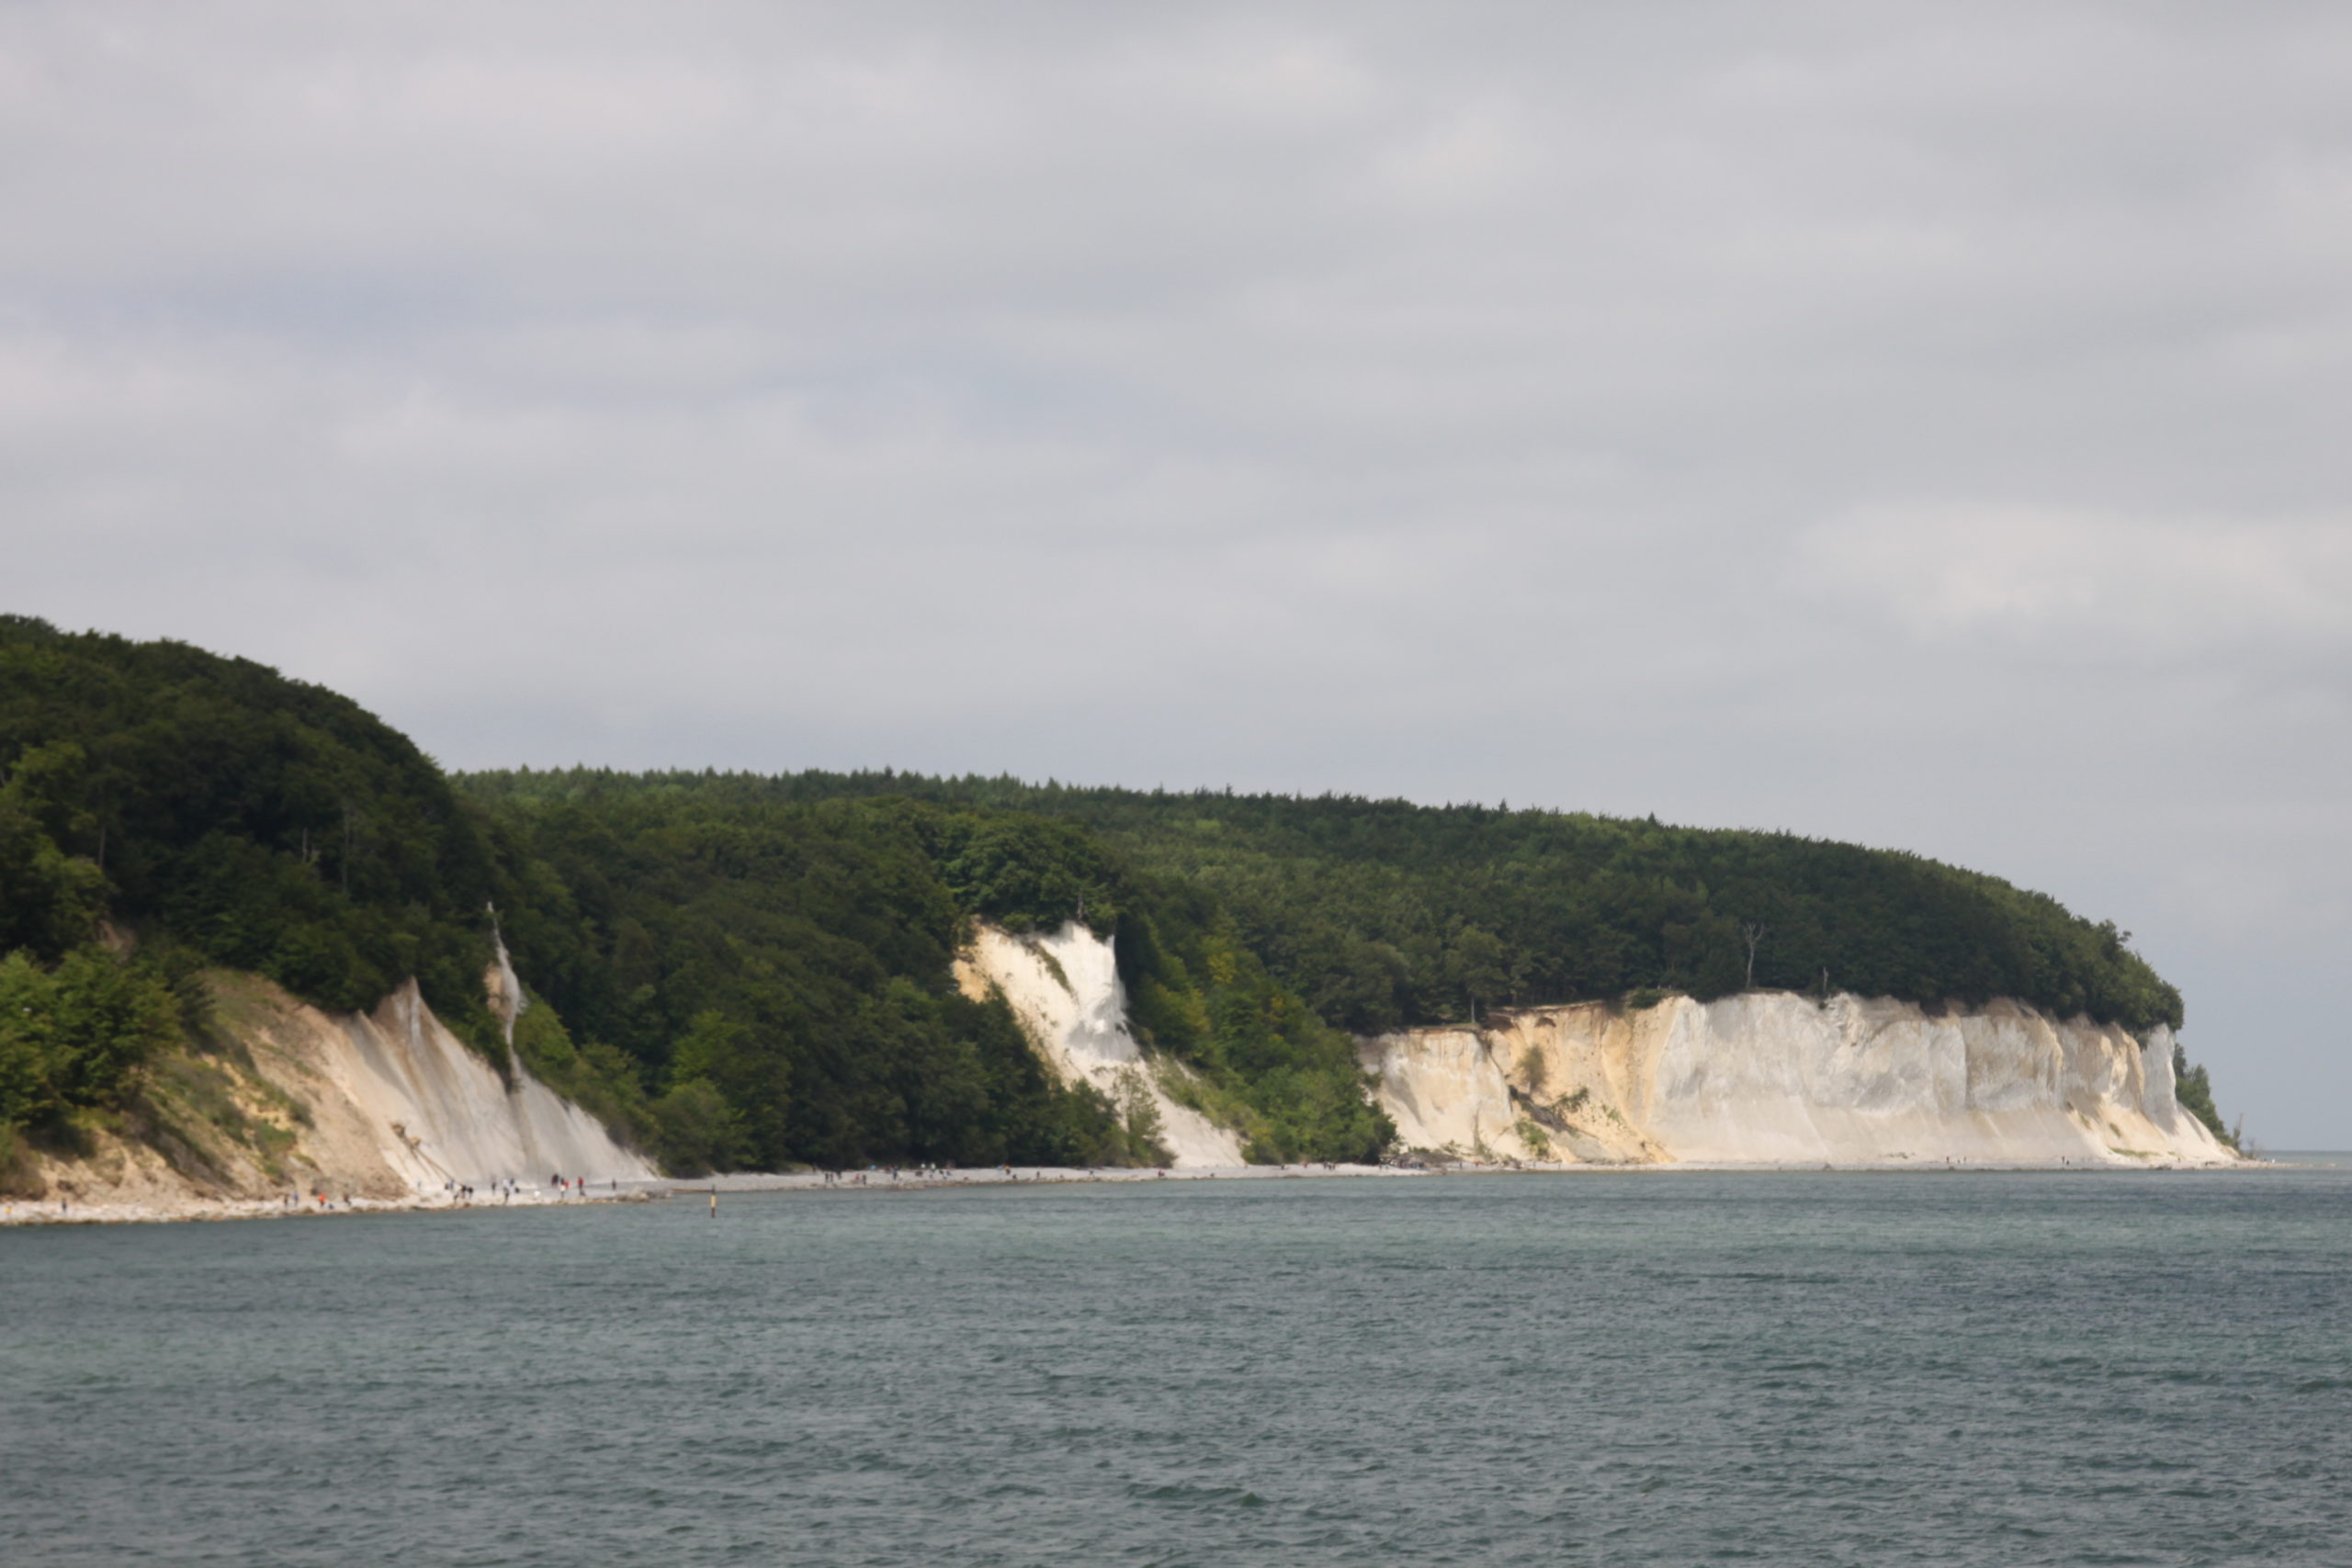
left=956, top=921, right=1247, bottom=1168
left=305, top=979, right=655, bottom=1189
left=17, top=969, right=652, bottom=1219
left=1362, top=992, right=2236, bottom=1167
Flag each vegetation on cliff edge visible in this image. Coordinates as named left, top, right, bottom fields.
left=463, top=769, right=2187, bottom=1035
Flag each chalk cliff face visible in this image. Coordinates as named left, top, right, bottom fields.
left=304, top=980, right=655, bottom=1189
left=956, top=921, right=1246, bottom=1168
left=15, top=972, right=652, bottom=1220
left=1363, top=992, right=2235, bottom=1167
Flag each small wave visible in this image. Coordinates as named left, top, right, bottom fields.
left=1127, top=1482, right=1271, bottom=1508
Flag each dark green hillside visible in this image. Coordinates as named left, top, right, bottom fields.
left=1, top=615, right=549, bottom=1175
left=481, top=794, right=1147, bottom=1171
left=461, top=769, right=2186, bottom=1036
left=484, top=789, right=1390, bottom=1168
left=1050, top=790, right=2186, bottom=1036
left=0, top=615, right=504, bottom=1032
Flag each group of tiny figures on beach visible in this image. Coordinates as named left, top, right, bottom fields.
left=278, top=1175, right=621, bottom=1210
left=817, top=1163, right=1170, bottom=1186
left=817, top=1164, right=1107, bottom=1186
left=811, top=1160, right=1352, bottom=1186
left=431, top=1174, right=619, bottom=1205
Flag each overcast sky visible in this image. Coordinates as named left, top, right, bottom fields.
left=6, top=2, right=2347, bottom=1143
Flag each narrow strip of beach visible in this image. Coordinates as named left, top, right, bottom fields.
left=0, top=1163, right=1418, bottom=1225
left=6, top=1152, right=2268, bottom=1226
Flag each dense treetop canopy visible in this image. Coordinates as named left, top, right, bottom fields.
left=0, top=615, right=503, bottom=1027
left=462, top=767, right=2186, bottom=1035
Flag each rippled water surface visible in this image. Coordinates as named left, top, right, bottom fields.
left=6, top=1164, right=2351, bottom=1566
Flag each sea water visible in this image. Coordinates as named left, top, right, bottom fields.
left=5, top=1163, right=2349, bottom=1566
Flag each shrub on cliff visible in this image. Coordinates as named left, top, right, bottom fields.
left=2173, top=1043, right=2239, bottom=1151
left=0, top=946, right=182, bottom=1131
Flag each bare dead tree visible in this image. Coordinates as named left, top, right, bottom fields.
left=1740, top=922, right=1766, bottom=989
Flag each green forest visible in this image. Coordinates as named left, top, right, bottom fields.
left=1, top=616, right=2235, bottom=1176
left=476, top=788, right=1386, bottom=1169
left=461, top=768, right=2188, bottom=1035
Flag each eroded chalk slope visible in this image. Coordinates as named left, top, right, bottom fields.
left=956, top=921, right=1246, bottom=1168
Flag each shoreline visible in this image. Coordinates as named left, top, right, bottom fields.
left=0, top=1182, right=662, bottom=1227
left=2, top=1152, right=2278, bottom=1227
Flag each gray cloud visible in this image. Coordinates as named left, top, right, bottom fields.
left=6, top=1, right=2349, bottom=1139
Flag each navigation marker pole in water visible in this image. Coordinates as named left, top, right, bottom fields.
left=709, top=1189, right=717, bottom=1220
